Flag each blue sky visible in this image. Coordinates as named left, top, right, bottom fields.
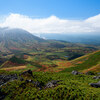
left=0, top=0, right=100, bottom=34
left=0, top=0, right=100, bottom=19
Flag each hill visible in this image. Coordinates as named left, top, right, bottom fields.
left=0, top=51, right=100, bottom=99
left=0, top=60, right=100, bottom=99
left=0, top=27, right=45, bottom=54
left=62, top=50, right=100, bottom=73
left=1, top=49, right=100, bottom=73
left=0, top=56, right=26, bottom=68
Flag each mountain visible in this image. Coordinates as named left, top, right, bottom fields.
left=0, top=27, right=45, bottom=53
left=0, top=27, right=99, bottom=65
left=0, top=27, right=44, bottom=42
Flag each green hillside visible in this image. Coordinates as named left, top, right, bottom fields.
left=0, top=51, right=100, bottom=99
left=9, top=56, right=26, bottom=64
left=62, top=50, right=100, bottom=72
left=0, top=70, right=100, bottom=100
left=0, top=56, right=26, bottom=68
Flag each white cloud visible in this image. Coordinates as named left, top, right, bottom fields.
left=0, top=13, right=100, bottom=34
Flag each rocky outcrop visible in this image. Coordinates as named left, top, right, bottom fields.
left=19, top=79, right=44, bottom=90
left=0, top=70, right=34, bottom=87
left=97, top=73, right=100, bottom=75
left=0, top=74, right=18, bottom=87
left=71, top=70, right=82, bottom=75
left=0, top=74, right=18, bottom=99
left=93, top=76, right=100, bottom=79
left=0, top=89, right=6, bottom=100
left=45, top=80, right=62, bottom=88
left=20, top=79, right=62, bottom=89
left=0, top=70, right=61, bottom=90
left=85, top=71, right=95, bottom=75
left=26, top=80, right=44, bottom=89
left=20, top=69, right=34, bottom=77
left=89, top=81, right=100, bottom=88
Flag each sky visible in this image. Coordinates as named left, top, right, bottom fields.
left=0, top=0, right=100, bottom=34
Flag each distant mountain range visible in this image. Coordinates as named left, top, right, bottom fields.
left=39, top=33, right=100, bottom=45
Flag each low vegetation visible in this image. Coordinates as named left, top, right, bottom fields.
left=0, top=70, right=100, bottom=100
left=62, top=50, right=100, bottom=73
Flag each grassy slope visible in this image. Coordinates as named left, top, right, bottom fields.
left=1, top=51, right=100, bottom=99
left=0, top=56, right=26, bottom=68
left=1, top=50, right=100, bottom=73
left=62, top=50, right=100, bottom=72
left=0, top=71, right=100, bottom=100
left=35, top=50, right=100, bottom=73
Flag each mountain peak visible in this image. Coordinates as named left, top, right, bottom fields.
left=0, top=28, right=45, bottom=53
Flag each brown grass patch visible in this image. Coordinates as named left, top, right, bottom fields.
left=1, top=66, right=26, bottom=71
left=83, top=63, right=100, bottom=73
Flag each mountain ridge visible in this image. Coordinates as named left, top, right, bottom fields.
left=0, top=27, right=45, bottom=53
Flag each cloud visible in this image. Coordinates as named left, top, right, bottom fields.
left=0, top=13, right=100, bottom=34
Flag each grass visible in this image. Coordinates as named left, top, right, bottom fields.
left=0, top=51, right=100, bottom=99
left=62, top=51, right=100, bottom=72
left=1, top=50, right=100, bottom=73
left=0, top=71, right=100, bottom=100
left=9, top=56, right=26, bottom=64
left=0, top=66, right=26, bottom=71
left=83, top=61, right=100, bottom=73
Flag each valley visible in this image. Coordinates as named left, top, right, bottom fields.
left=0, top=28, right=100, bottom=100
